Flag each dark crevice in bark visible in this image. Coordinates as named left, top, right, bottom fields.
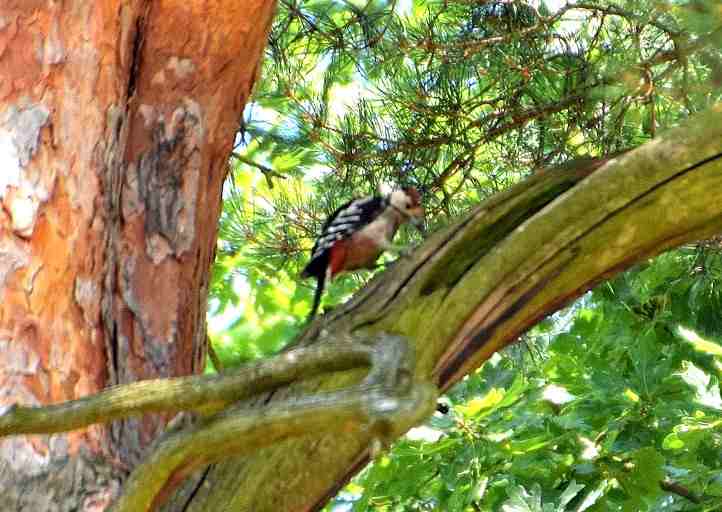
left=381, top=222, right=475, bottom=309
left=126, top=22, right=144, bottom=99
left=438, top=251, right=575, bottom=386
left=126, top=4, right=152, bottom=100
left=421, top=182, right=579, bottom=297
left=180, top=465, right=212, bottom=512
left=111, top=320, right=120, bottom=387
left=101, top=110, right=125, bottom=391
left=263, top=389, right=277, bottom=406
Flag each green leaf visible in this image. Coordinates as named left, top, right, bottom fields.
left=501, top=484, right=543, bottom=512
left=557, top=480, right=585, bottom=510
left=457, top=388, right=505, bottom=417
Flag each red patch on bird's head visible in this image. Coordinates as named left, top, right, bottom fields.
left=403, top=187, right=421, bottom=206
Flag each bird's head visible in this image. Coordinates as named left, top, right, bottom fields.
left=388, top=187, right=425, bottom=231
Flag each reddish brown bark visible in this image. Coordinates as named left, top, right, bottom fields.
left=0, top=1, right=275, bottom=508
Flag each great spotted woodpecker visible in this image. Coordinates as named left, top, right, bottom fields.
left=301, top=187, right=425, bottom=320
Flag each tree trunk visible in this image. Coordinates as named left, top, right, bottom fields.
left=2, top=3, right=721, bottom=512
left=0, top=1, right=275, bottom=509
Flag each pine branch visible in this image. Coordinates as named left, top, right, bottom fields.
left=231, top=152, right=286, bottom=188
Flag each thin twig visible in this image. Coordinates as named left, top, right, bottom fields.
left=660, top=478, right=701, bottom=504
left=231, top=152, right=286, bottom=188
left=206, top=335, right=224, bottom=374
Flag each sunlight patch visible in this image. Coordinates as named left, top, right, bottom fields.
left=542, top=384, right=575, bottom=405
left=578, top=436, right=599, bottom=460
left=0, top=132, right=20, bottom=198
left=405, top=425, right=444, bottom=442
left=678, top=326, right=722, bottom=357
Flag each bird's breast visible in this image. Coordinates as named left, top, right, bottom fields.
left=340, top=215, right=398, bottom=272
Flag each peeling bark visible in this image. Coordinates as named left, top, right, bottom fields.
left=0, top=1, right=275, bottom=509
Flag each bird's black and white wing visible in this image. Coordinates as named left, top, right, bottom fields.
left=301, top=195, right=386, bottom=278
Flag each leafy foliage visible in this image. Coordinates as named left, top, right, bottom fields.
left=212, top=0, right=722, bottom=347
left=206, top=0, right=722, bottom=509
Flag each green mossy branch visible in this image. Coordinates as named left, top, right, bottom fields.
left=212, top=105, right=722, bottom=512
left=108, top=334, right=434, bottom=512
left=0, top=334, right=436, bottom=512
left=112, top=383, right=438, bottom=512
left=0, top=339, right=382, bottom=436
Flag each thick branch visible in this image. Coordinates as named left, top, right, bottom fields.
left=110, top=334, right=434, bottom=511
left=181, top=105, right=722, bottom=512
left=112, top=382, right=437, bottom=512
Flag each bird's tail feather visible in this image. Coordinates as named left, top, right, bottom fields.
left=307, top=272, right=325, bottom=322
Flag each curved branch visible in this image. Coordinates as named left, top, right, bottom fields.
left=188, top=105, right=722, bottom=512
